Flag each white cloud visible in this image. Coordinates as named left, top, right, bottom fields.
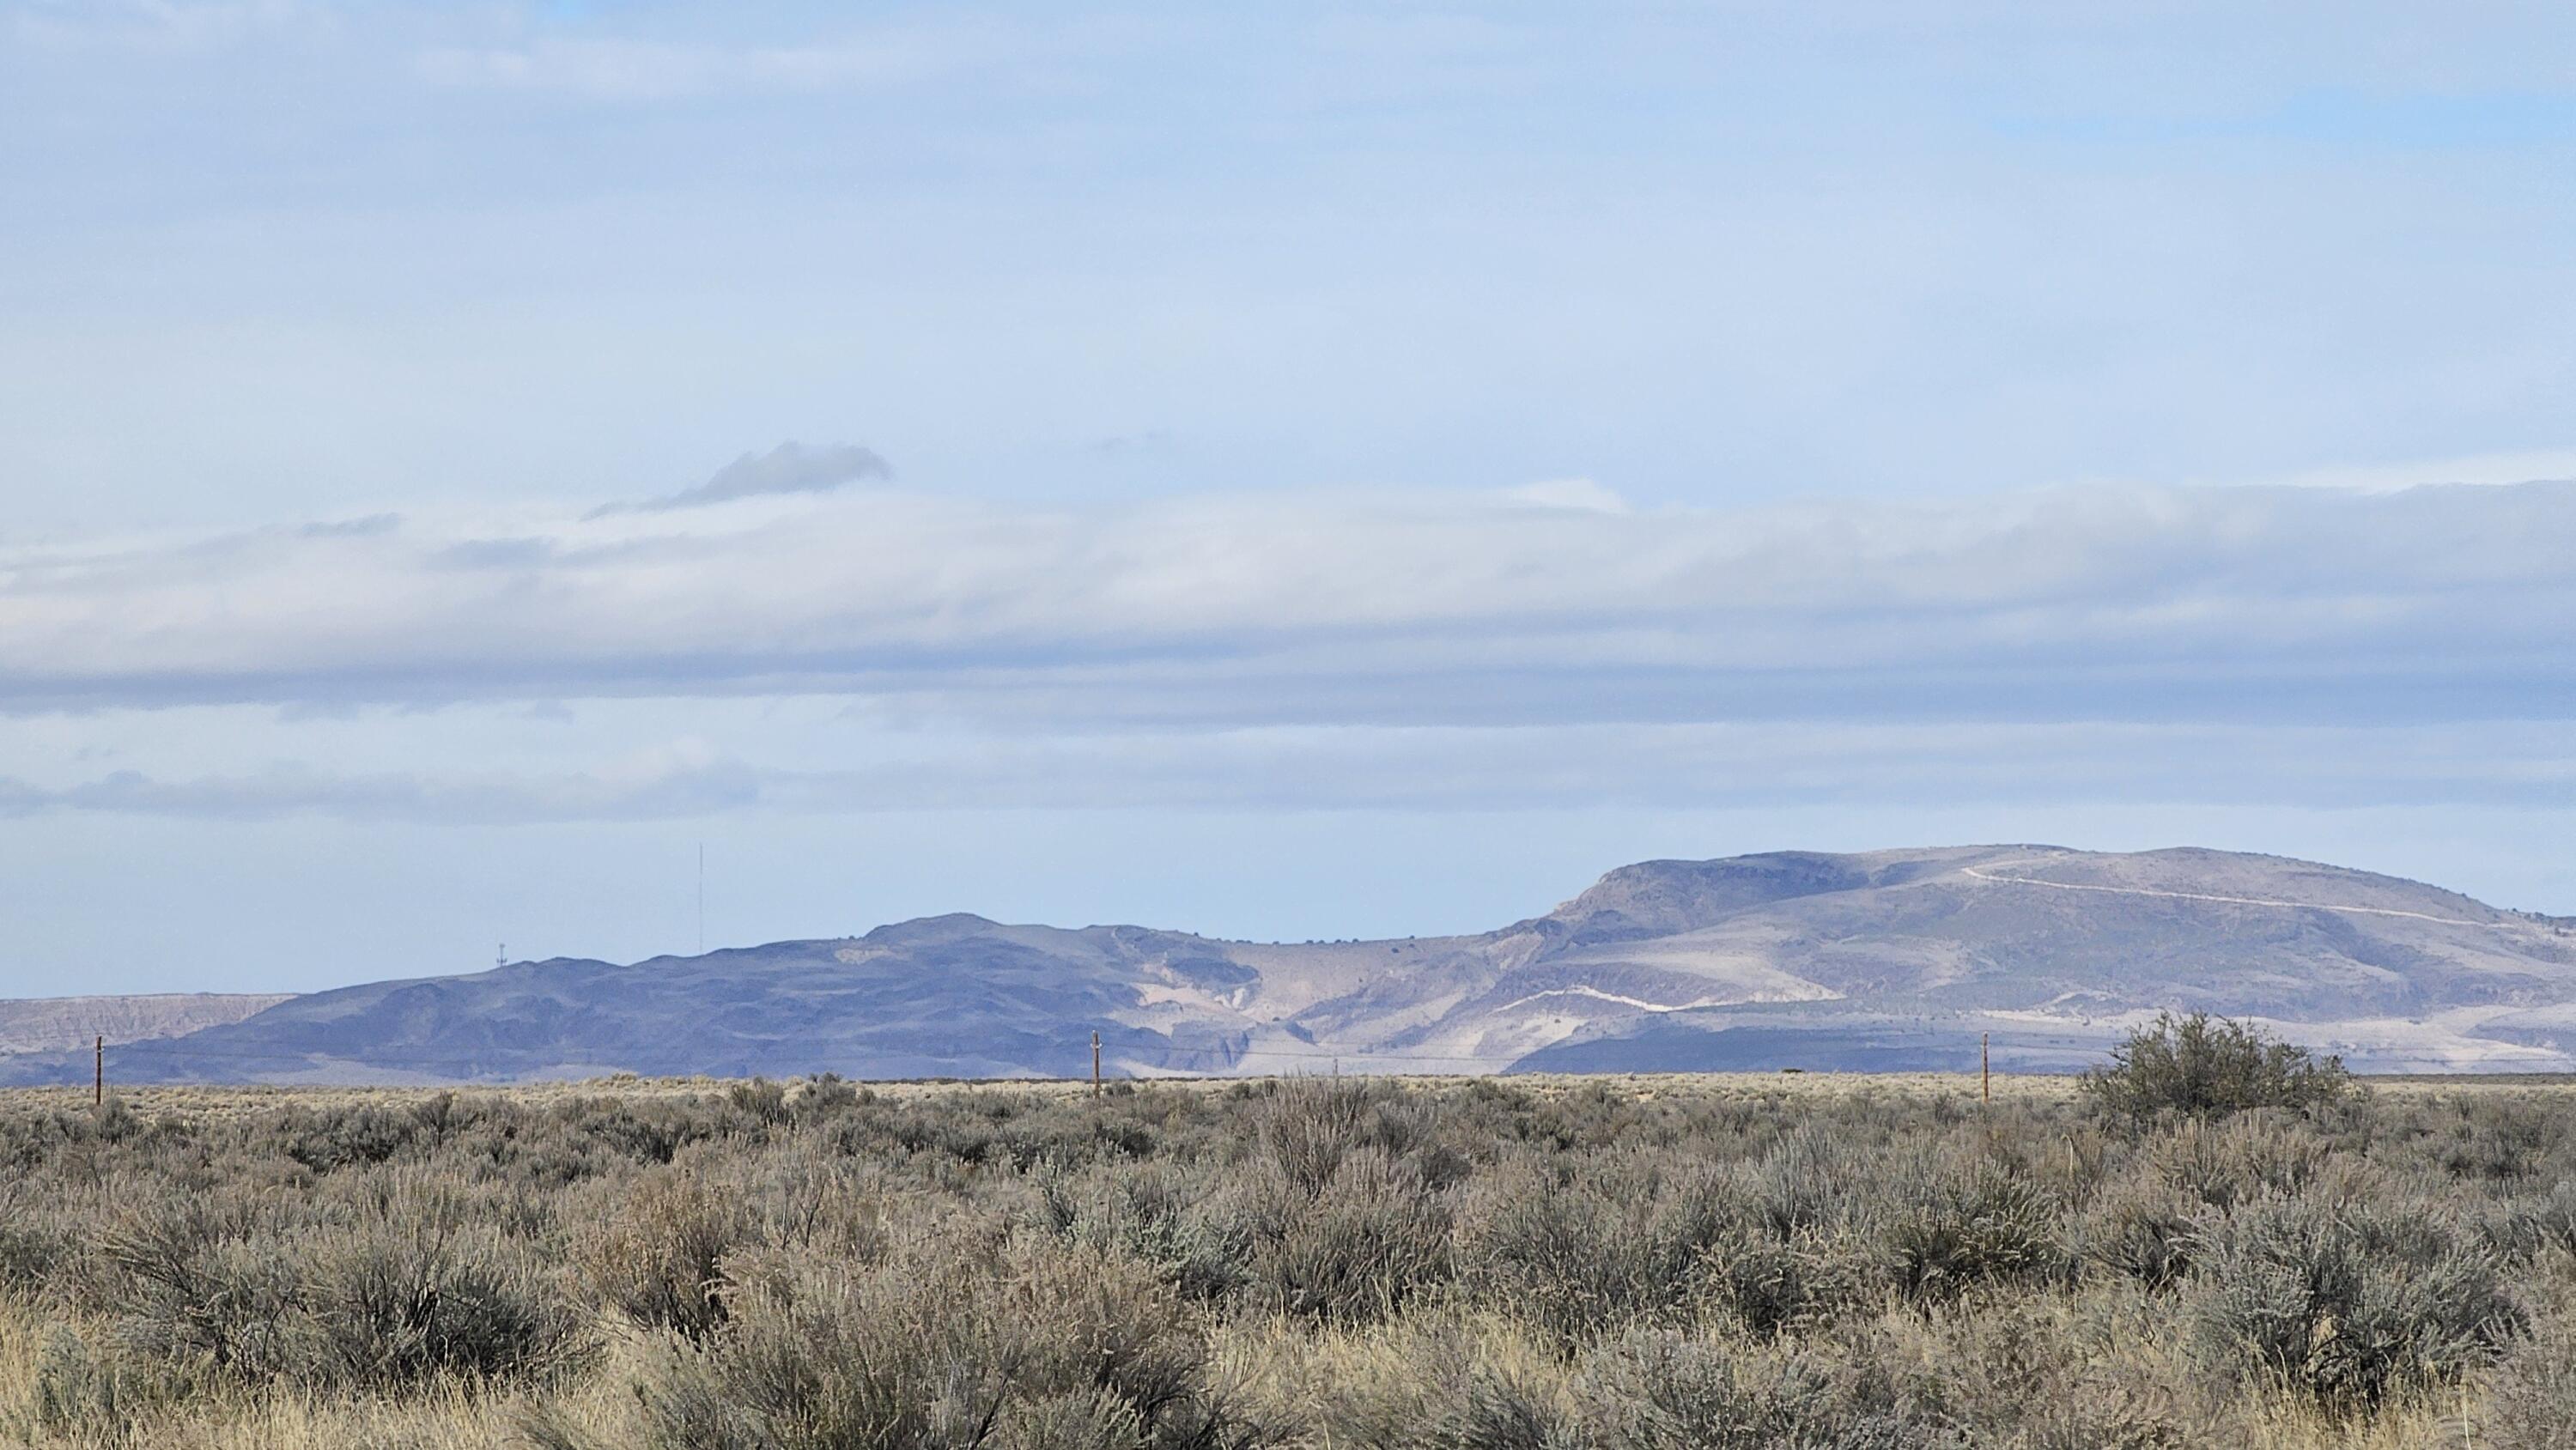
left=2, top=478, right=2569, bottom=725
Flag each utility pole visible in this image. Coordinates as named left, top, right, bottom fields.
left=1091, top=1030, right=1102, bottom=1099
left=94, top=1035, right=103, bottom=1106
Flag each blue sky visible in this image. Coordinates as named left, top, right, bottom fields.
left=3, top=2, right=2573, bottom=994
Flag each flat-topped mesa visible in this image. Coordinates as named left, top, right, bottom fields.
left=1551, top=853, right=1877, bottom=939
left=1547, top=846, right=2025, bottom=940
left=0, top=993, right=295, bottom=1055
left=860, top=913, right=1006, bottom=946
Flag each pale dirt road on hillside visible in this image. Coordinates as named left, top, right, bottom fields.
left=1959, top=862, right=2490, bottom=928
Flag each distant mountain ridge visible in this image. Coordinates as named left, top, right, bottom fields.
left=6, top=846, right=2573, bottom=1085
left=0, top=994, right=293, bottom=1057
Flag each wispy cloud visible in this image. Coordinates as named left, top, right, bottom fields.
left=2, top=479, right=2570, bottom=730
left=1, top=719, right=2566, bottom=824
left=295, top=513, right=404, bottom=539
left=0, top=741, right=759, bottom=824
left=592, top=442, right=891, bottom=518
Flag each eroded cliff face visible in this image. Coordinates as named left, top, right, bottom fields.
left=0, top=993, right=295, bottom=1055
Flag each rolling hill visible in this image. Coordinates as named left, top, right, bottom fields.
left=6, top=846, right=2573, bottom=1085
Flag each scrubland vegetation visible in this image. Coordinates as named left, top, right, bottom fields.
left=2, top=1035, right=2572, bottom=1447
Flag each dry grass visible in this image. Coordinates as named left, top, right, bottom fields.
left=3, top=1071, right=2571, bottom=1448
left=10, top=1067, right=2100, bottom=1118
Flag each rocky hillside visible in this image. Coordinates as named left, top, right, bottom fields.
left=7, top=846, right=2573, bottom=1084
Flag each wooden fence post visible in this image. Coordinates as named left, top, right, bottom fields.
left=1091, top=1030, right=1102, bottom=1099
left=94, top=1035, right=104, bottom=1106
left=1981, top=1033, right=1990, bottom=1106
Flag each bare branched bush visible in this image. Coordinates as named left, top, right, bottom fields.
left=724, top=1077, right=791, bottom=1126
left=573, top=1169, right=756, bottom=1342
left=1253, top=1078, right=1386, bottom=1196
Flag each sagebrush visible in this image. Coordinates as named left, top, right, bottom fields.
left=2081, top=1013, right=2355, bottom=1119
left=1, top=1071, right=2572, bottom=1447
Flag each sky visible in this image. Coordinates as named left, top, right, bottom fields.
left=3, top=1, right=2573, bottom=996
